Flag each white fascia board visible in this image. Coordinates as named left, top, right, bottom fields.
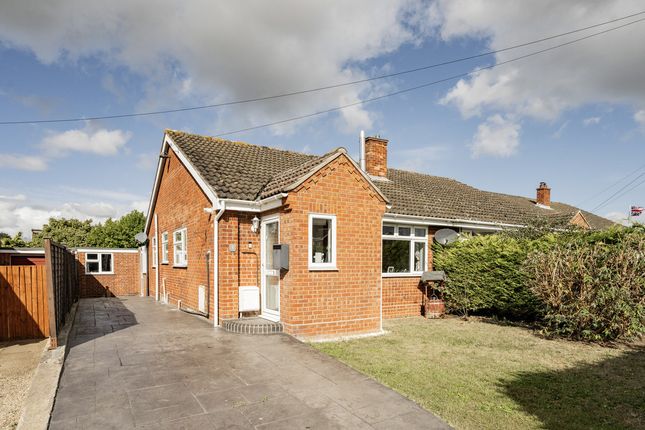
left=382, top=213, right=523, bottom=231
left=145, top=132, right=219, bottom=233
left=144, top=136, right=168, bottom=234
left=76, top=248, right=139, bottom=254
left=0, top=248, right=45, bottom=254
left=219, top=193, right=286, bottom=213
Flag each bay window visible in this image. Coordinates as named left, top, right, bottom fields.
left=382, top=224, right=427, bottom=275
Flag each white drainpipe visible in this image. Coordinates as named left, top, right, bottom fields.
left=212, top=201, right=226, bottom=326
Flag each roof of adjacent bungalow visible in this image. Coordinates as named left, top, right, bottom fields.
left=165, top=130, right=614, bottom=230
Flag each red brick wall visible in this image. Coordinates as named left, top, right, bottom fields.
left=78, top=251, right=139, bottom=297
left=280, top=154, right=387, bottom=338
left=382, top=227, right=438, bottom=318
left=218, top=211, right=262, bottom=321
left=148, top=147, right=215, bottom=315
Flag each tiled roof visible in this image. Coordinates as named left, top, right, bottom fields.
left=379, top=169, right=613, bottom=229
left=167, top=130, right=316, bottom=200
left=167, top=130, right=613, bottom=229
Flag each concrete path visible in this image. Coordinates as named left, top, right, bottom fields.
left=50, top=297, right=449, bottom=429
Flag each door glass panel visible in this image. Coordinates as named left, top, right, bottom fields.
left=265, top=222, right=278, bottom=270
left=263, top=221, right=279, bottom=314
left=266, top=275, right=279, bottom=311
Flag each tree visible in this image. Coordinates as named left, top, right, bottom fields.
left=0, top=232, right=27, bottom=248
left=87, top=210, right=146, bottom=248
left=29, top=218, right=94, bottom=248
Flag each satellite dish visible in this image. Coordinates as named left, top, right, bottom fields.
left=134, top=232, right=147, bottom=244
left=434, top=228, right=459, bottom=245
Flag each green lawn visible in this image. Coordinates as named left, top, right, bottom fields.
left=312, top=317, right=644, bottom=430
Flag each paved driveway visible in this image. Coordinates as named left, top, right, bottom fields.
left=50, top=297, right=449, bottom=429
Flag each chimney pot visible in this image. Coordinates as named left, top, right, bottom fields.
left=536, top=182, right=551, bottom=207
left=364, top=136, right=388, bottom=177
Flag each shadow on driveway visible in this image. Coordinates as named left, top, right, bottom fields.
left=50, top=297, right=450, bottom=429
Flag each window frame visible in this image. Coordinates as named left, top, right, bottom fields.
left=161, top=232, right=169, bottom=264
left=85, top=252, right=114, bottom=275
left=173, top=228, right=188, bottom=268
left=151, top=235, right=158, bottom=268
left=308, top=213, right=337, bottom=271
left=381, top=224, right=427, bottom=277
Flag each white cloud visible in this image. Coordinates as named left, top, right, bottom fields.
left=604, top=211, right=630, bottom=226
left=0, top=1, right=434, bottom=134
left=582, top=116, right=601, bottom=126
left=432, top=1, right=645, bottom=131
left=0, top=154, right=48, bottom=171
left=136, top=153, right=157, bottom=171
left=42, top=126, right=131, bottom=157
left=394, top=145, right=450, bottom=171
left=471, top=114, right=520, bottom=158
left=0, top=193, right=144, bottom=238
left=635, top=110, right=645, bottom=126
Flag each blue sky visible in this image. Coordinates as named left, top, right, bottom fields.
left=0, top=1, right=644, bottom=237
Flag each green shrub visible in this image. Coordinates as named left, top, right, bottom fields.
left=524, top=227, right=645, bottom=341
left=433, top=234, right=545, bottom=320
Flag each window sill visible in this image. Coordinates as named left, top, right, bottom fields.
left=308, top=265, right=338, bottom=272
left=88, top=272, right=114, bottom=276
left=382, top=272, right=423, bottom=278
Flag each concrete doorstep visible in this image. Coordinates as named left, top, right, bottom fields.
left=17, top=303, right=78, bottom=430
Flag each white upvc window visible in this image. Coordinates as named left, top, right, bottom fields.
left=85, top=252, right=114, bottom=275
left=173, top=228, right=187, bottom=267
left=382, top=224, right=427, bottom=276
left=308, top=214, right=337, bottom=270
left=161, top=232, right=169, bottom=264
left=151, top=236, right=158, bottom=268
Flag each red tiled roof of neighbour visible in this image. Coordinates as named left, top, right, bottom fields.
left=167, top=130, right=614, bottom=229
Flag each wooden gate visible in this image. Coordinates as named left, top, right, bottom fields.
left=0, top=265, right=49, bottom=340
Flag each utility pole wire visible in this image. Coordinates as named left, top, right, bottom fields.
left=591, top=172, right=645, bottom=213
left=1, top=10, right=645, bottom=126
left=214, top=17, right=645, bottom=137
left=591, top=172, right=645, bottom=212
left=576, top=162, right=645, bottom=207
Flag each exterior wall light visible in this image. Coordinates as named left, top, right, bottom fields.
left=251, top=216, right=260, bottom=233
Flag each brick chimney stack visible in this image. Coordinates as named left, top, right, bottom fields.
left=536, top=182, right=551, bottom=207
left=364, top=136, right=388, bottom=177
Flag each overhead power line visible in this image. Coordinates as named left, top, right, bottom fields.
left=214, top=17, right=645, bottom=137
left=591, top=172, right=645, bottom=212
left=1, top=10, right=645, bottom=126
left=576, top=162, right=645, bottom=207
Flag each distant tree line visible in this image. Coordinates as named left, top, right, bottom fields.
left=0, top=210, right=146, bottom=249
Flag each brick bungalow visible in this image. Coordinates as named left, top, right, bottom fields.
left=145, top=130, right=612, bottom=339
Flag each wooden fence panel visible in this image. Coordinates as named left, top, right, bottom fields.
left=44, top=239, right=79, bottom=347
left=0, top=265, right=49, bottom=341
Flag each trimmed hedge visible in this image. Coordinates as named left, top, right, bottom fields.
left=433, top=225, right=645, bottom=341
left=432, top=234, right=546, bottom=320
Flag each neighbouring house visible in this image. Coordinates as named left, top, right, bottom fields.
left=145, top=130, right=613, bottom=339
left=0, top=247, right=141, bottom=298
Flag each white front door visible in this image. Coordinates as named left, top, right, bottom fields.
left=261, top=217, right=280, bottom=321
